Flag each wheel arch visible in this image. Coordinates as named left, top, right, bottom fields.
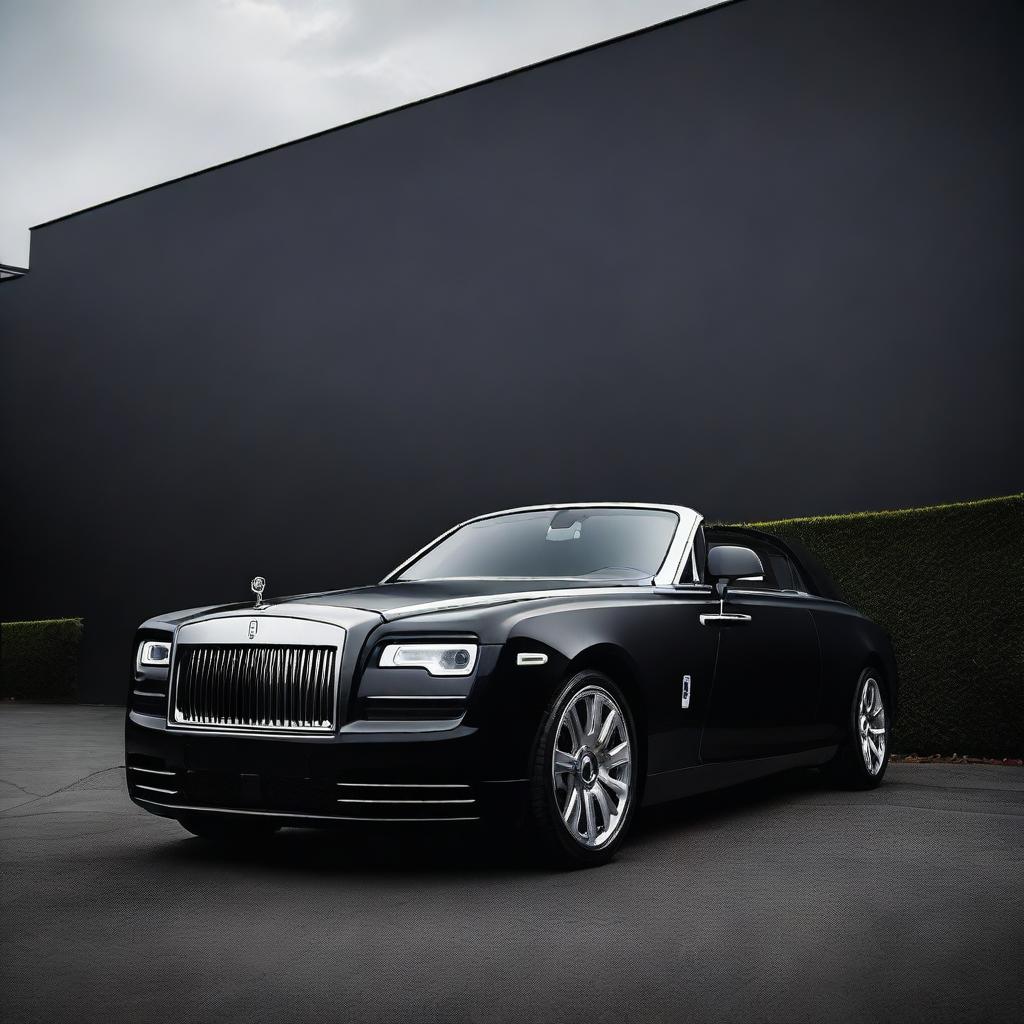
left=862, top=649, right=899, bottom=718
left=814, top=605, right=900, bottom=728
left=564, top=643, right=649, bottom=791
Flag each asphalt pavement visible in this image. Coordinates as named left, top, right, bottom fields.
left=1, top=703, right=1021, bottom=1024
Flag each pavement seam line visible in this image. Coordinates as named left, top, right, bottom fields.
left=0, top=765, right=126, bottom=816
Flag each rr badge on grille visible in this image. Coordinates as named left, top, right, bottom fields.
left=248, top=619, right=258, bottom=639
left=251, top=575, right=267, bottom=609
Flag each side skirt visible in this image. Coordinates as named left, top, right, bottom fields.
left=641, top=745, right=838, bottom=807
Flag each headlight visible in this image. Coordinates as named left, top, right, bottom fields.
left=139, top=640, right=172, bottom=667
left=379, top=642, right=478, bottom=676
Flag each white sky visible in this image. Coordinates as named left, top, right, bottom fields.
left=0, top=0, right=715, bottom=266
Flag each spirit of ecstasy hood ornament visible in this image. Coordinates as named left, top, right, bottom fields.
left=250, top=576, right=267, bottom=609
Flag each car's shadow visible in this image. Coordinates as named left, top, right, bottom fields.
left=634, top=765, right=831, bottom=838
left=143, top=768, right=832, bottom=877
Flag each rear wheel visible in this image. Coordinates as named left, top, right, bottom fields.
left=529, top=670, right=638, bottom=867
left=178, top=814, right=280, bottom=843
left=825, top=668, right=890, bottom=789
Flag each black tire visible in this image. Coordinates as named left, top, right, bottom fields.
left=528, top=670, right=639, bottom=868
left=824, top=667, right=891, bottom=789
left=178, top=814, right=280, bottom=843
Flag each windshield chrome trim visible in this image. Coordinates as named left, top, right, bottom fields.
left=380, top=502, right=701, bottom=588
left=393, top=575, right=655, bottom=583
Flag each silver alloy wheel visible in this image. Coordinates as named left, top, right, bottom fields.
left=551, top=684, right=632, bottom=848
left=859, top=677, right=887, bottom=775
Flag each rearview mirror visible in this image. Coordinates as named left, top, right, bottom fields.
left=706, top=545, right=764, bottom=616
left=707, top=545, right=764, bottom=583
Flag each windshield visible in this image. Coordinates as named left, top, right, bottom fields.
left=397, top=508, right=679, bottom=582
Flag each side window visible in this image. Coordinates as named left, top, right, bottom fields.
left=678, top=551, right=696, bottom=583
left=745, top=548, right=808, bottom=592
left=787, top=557, right=810, bottom=593
left=735, top=544, right=780, bottom=590
left=766, top=552, right=798, bottom=591
left=692, top=525, right=707, bottom=583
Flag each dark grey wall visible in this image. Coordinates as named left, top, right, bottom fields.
left=2, top=0, right=1021, bottom=703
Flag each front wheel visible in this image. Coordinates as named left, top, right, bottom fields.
left=825, top=668, right=891, bottom=789
left=529, top=671, right=638, bottom=867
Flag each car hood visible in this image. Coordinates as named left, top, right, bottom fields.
left=299, top=578, right=611, bottom=613
left=145, top=578, right=643, bottom=632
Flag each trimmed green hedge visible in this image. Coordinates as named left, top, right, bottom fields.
left=0, top=618, right=83, bottom=701
left=741, top=494, right=1023, bottom=758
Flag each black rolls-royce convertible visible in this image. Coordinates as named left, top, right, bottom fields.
left=127, top=503, right=896, bottom=866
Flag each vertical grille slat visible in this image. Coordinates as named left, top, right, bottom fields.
left=300, top=649, right=309, bottom=725
left=287, top=647, right=296, bottom=727
left=220, top=649, right=228, bottom=724
left=275, top=647, right=283, bottom=726
left=279, top=647, right=287, bottom=726
left=197, top=648, right=207, bottom=723
left=172, top=644, right=336, bottom=732
left=213, top=648, right=222, bottom=722
left=266, top=647, right=274, bottom=726
left=311, top=648, right=320, bottom=726
left=257, top=647, right=267, bottom=726
left=315, top=648, right=325, bottom=726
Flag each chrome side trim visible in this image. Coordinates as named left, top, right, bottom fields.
left=134, top=798, right=479, bottom=823
left=336, top=782, right=471, bottom=789
left=364, top=694, right=465, bottom=701
left=336, top=798, right=476, bottom=805
left=128, top=766, right=177, bottom=777
left=135, top=783, right=179, bottom=796
left=339, top=718, right=464, bottom=734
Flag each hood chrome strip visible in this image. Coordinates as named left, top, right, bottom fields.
left=381, top=587, right=662, bottom=621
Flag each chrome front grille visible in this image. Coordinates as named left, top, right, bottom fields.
left=171, top=644, right=337, bottom=732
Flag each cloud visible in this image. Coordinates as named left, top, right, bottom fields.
left=0, top=0, right=710, bottom=265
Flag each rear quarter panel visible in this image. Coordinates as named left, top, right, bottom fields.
left=811, top=598, right=899, bottom=741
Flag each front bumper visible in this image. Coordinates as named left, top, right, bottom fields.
left=125, top=711, right=530, bottom=826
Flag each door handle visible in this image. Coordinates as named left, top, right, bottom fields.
left=699, top=613, right=752, bottom=626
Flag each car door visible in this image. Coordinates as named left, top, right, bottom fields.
left=698, top=536, right=823, bottom=762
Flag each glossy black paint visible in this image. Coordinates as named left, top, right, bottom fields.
left=125, top=525, right=897, bottom=829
